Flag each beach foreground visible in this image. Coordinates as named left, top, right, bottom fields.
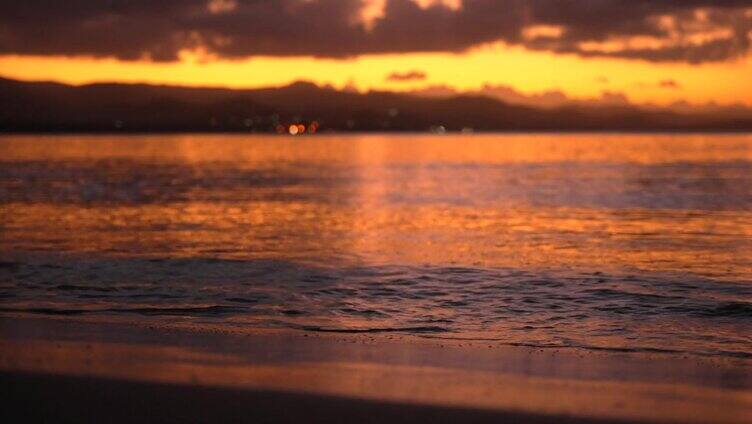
left=2, top=316, right=751, bottom=424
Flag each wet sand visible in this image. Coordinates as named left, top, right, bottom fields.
left=2, top=316, right=751, bottom=423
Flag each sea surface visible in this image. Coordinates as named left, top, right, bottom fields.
left=1, top=134, right=751, bottom=360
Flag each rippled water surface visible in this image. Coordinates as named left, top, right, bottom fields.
left=1, top=134, right=751, bottom=358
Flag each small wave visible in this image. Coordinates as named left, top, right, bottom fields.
left=111, top=305, right=247, bottom=316
left=415, top=335, right=752, bottom=360
left=0, top=305, right=246, bottom=317
left=294, top=325, right=449, bottom=334
left=0, top=261, right=21, bottom=270
left=3, top=257, right=751, bottom=360
left=53, top=284, right=117, bottom=293
left=225, top=297, right=260, bottom=304
left=0, top=307, right=87, bottom=316
left=698, top=302, right=752, bottom=318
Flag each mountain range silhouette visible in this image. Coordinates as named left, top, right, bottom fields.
left=2, top=77, right=751, bottom=132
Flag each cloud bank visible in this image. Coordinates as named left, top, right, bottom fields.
left=386, top=70, right=428, bottom=81
left=1, top=0, right=751, bottom=63
left=408, top=83, right=632, bottom=109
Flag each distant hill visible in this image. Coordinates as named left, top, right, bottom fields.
left=1, top=77, right=751, bottom=132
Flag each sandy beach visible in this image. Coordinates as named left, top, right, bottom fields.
left=2, top=315, right=751, bottom=423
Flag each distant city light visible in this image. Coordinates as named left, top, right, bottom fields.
left=282, top=121, right=320, bottom=135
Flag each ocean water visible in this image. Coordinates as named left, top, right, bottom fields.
left=1, top=134, right=751, bottom=359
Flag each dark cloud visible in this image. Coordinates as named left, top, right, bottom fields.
left=0, top=0, right=751, bottom=62
left=409, top=83, right=631, bottom=109
left=386, top=70, right=428, bottom=82
left=660, top=79, right=682, bottom=89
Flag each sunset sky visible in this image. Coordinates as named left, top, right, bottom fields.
left=2, top=0, right=752, bottom=107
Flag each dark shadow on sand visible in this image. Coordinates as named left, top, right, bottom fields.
left=1, top=371, right=646, bottom=424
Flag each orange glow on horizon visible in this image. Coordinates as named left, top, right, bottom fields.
left=0, top=43, right=751, bottom=107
